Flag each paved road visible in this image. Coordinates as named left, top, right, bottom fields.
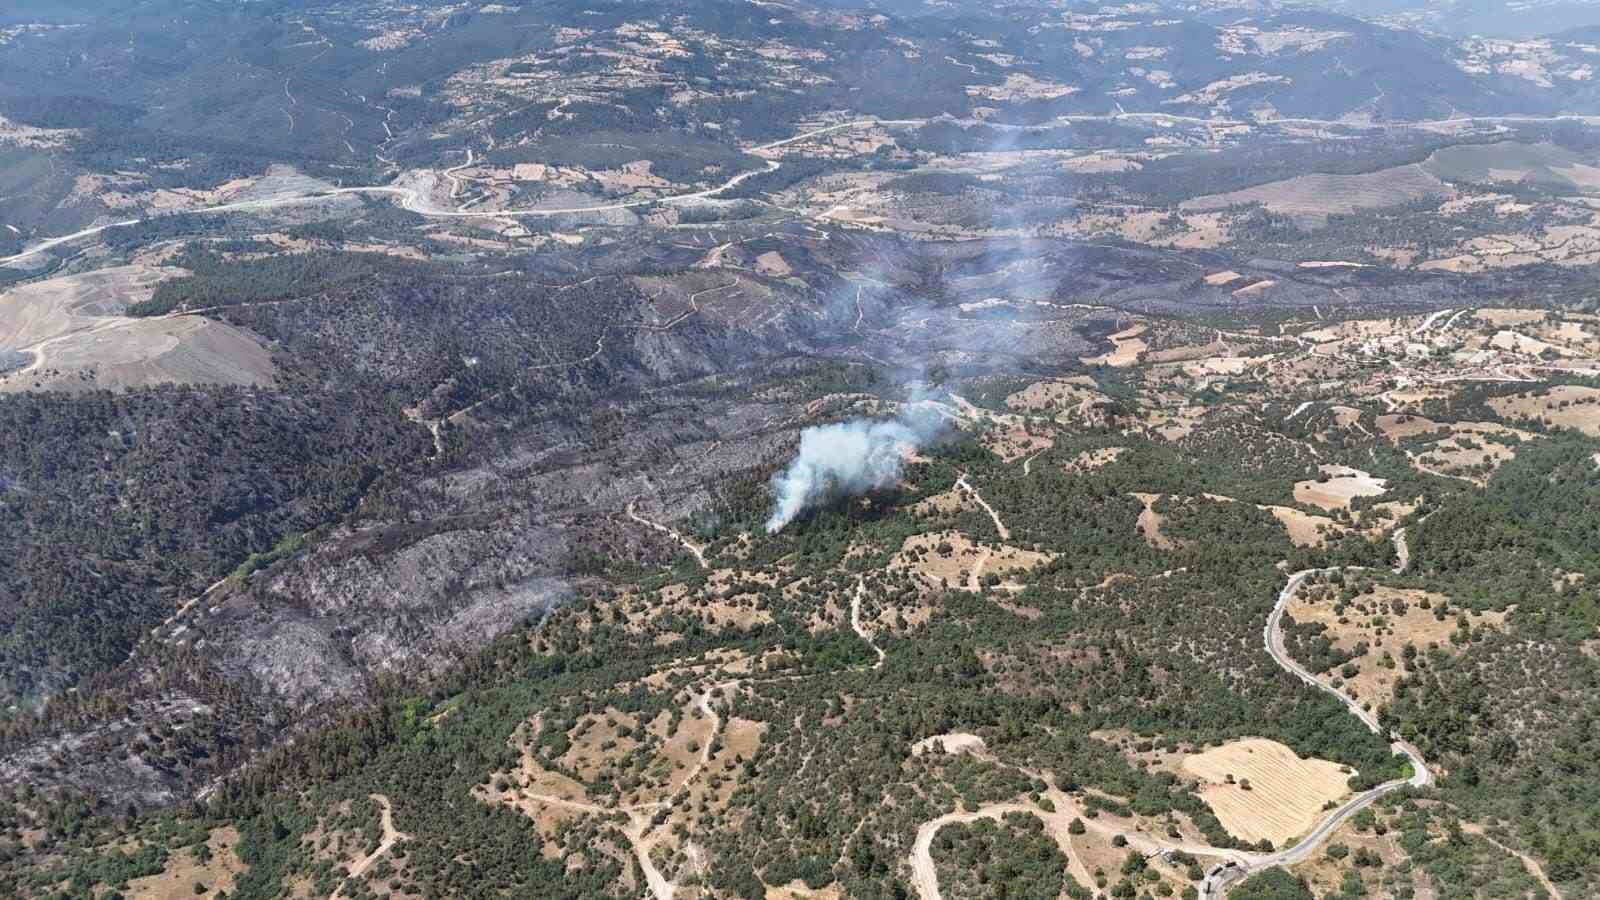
left=1201, top=565, right=1432, bottom=898
left=0, top=119, right=923, bottom=268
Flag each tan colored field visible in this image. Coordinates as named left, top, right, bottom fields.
left=617, top=576, right=775, bottom=636
left=754, top=251, right=792, bottom=277
left=1293, top=465, right=1388, bottom=511
left=911, top=488, right=974, bottom=517
left=1413, top=422, right=1532, bottom=483
left=0, top=264, right=275, bottom=393
left=1376, top=414, right=1444, bottom=441
left=1081, top=323, right=1147, bottom=367
left=1377, top=415, right=1532, bottom=482
left=559, top=708, right=645, bottom=782
left=1302, top=317, right=1409, bottom=344
left=1489, top=329, right=1581, bottom=357
left=1265, top=505, right=1344, bottom=548
left=1182, top=354, right=1273, bottom=377
left=983, top=419, right=1055, bottom=462
left=888, top=531, right=1051, bottom=593
left=1488, top=384, right=1600, bottom=436
left=1181, top=738, right=1351, bottom=846
left=1289, top=584, right=1507, bottom=706
left=1005, top=377, right=1105, bottom=414
left=121, top=827, right=248, bottom=899
left=1181, top=164, right=1451, bottom=222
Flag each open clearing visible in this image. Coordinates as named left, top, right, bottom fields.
left=1293, top=465, right=1388, bottom=511
left=0, top=264, right=275, bottom=392
left=1288, top=584, right=1506, bottom=707
left=1181, top=738, right=1351, bottom=846
left=1488, top=384, right=1600, bottom=436
left=1376, top=415, right=1533, bottom=483
left=120, top=827, right=249, bottom=899
left=911, top=732, right=988, bottom=757
left=888, top=531, right=1051, bottom=594
left=1181, top=165, right=1451, bottom=224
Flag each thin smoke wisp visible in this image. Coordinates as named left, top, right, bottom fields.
left=764, top=404, right=943, bottom=533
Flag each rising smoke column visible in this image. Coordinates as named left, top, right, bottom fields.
left=765, top=404, right=943, bottom=533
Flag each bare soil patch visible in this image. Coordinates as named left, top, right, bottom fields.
left=1293, top=465, right=1388, bottom=511
left=911, top=732, right=989, bottom=757
left=0, top=264, right=275, bottom=393
left=1264, top=505, right=1344, bottom=548
left=1132, top=492, right=1176, bottom=550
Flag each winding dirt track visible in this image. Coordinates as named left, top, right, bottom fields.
left=627, top=500, right=708, bottom=568
left=955, top=474, right=1010, bottom=540
left=1463, top=824, right=1563, bottom=899
left=909, top=784, right=1256, bottom=900
left=330, top=794, right=408, bottom=900
left=850, top=576, right=886, bottom=669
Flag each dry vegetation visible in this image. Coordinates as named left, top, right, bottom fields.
left=1181, top=738, right=1352, bottom=846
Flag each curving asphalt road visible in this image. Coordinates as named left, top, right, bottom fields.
left=0, top=119, right=924, bottom=268
left=1201, top=565, right=1432, bottom=898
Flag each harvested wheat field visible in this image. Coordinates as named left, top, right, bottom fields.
left=1488, top=384, right=1600, bottom=436
left=1294, top=465, right=1388, bottom=511
left=1182, top=738, right=1351, bottom=846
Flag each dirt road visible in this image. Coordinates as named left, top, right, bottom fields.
left=1463, top=824, right=1563, bottom=899
left=955, top=474, right=1010, bottom=541
left=627, top=500, right=708, bottom=568
left=850, top=576, right=886, bottom=670
left=330, top=794, right=407, bottom=899
left=910, top=785, right=1255, bottom=900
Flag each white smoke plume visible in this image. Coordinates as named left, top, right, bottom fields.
left=765, top=403, right=944, bottom=533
